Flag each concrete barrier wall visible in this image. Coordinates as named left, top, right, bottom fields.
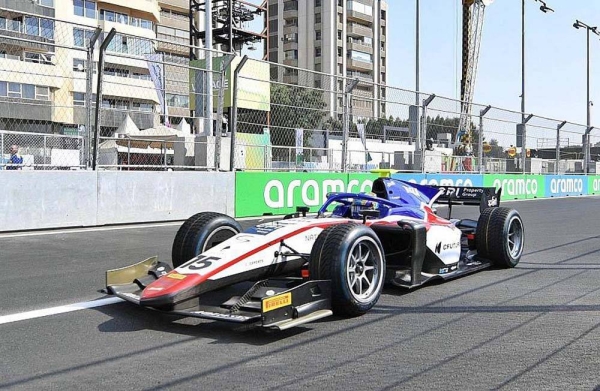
left=0, top=171, right=98, bottom=231
left=0, top=171, right=234, bottom=232
left=96, top=171, right=234, bottom=225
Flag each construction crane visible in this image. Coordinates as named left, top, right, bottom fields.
left=454, top=0, right=494, bottom=156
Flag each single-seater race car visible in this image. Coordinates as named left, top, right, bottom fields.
left=105, top=172, right=524, bottom=330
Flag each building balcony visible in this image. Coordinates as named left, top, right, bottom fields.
left=159, top=0, right=188, bottom=12
left=0, top=0, right=54, bottom=17
left=0, top=30, right=55, bottom=53
left=100, top=108, right=157, bottom=129
left=157, top=37, right=189, bottom=56
left=347, top=58, right=373, bottom=71
left=159, top=14, right=189, bottom=31
left=283, top=9, right=298, bottom=20
left=347, top=10, right=373, bottom=24
left=347, top=23, right=373, bottom=38
left=282, top=41, right=298, bottom=51
left=347, top=41, right=373, bottom=54
left=0, top=98, right=52, bottom=121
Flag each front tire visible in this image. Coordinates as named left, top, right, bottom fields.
left=309, top=224, right=385, bottom=316
left=172, top=212, right=242, bottom=268
left=476, top=207, right=524, bottom=268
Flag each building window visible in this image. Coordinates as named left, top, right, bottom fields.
left=315, top=13, right=321, bottom=24
left=269, top=51, right=278, bottom=62
left=337, top=30, right=342, bottom=40
left=132, top=101, right=153, bottom=112
left=39, top=0, right=54, bottom=7
left=269, top=36, right=278, bottom=48
left=314, top=79, right=321, bottom=88
left=166, top=94, right=189, bottom=108
left=73, top=58, right=85, bottom=72
left=284, top=33, right=297, bottom=42
left=381, top=10, right=386, bottom=20
left=337, top=47, right=342, bottom=57
left=0, top=81, right=6, bottom=97
left=284, top=50, right=297, bottom=60
left=74, top=0, right=96, bottom=19
left=315, top=30, right=321, bottom=40
left=315, top=47, right=321, bottom=57
left=349, top=50, right=372, bottom=63
left=36, top=86, right=49, bottom=100
left=268, top=4, right=278, bottom=16
left=269, top=22, right=278, bottom=33
left=73, top=92, right=85, bottom=106
left=347, top=1, right=373, bottom=16
left=25, top=52, right=53, bottom=64
left=73, top=28, right=95, bottom=47
left=284, top=18, right=297, bottom=27
left=315, top=0, right=321, bottom=7
left=8, top=83, right=20, bottom=98
left=381, top=72, right=386, bottom=82
left=315, top=63, right=321, bottom=72
left=283, top=1, right=298, bottom=11
left=22, top=84, right=35, bottom=99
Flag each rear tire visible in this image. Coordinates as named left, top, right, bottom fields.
left=476, top=207, right=524, bottom=268
left=309, top=224, right=385, bottom=316
left=172, top=212, right=242, bottom=268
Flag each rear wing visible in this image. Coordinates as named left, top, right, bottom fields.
left=432, top=186, right=502, bottom=219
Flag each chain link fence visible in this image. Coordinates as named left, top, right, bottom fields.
left=1, top=8, right=597, bottom=173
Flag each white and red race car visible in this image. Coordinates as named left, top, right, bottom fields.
left=105, top=175, right=524, bottom=330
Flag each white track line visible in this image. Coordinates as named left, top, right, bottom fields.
left=0, top=297, right=124, bottom=326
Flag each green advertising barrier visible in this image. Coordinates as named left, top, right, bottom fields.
left=483, top=174, right=545, bottom=200
left=235, top=172, right=378, bottom=217
left=589, top=175, right=600, bottom=195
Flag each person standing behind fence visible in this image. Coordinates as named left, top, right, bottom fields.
left=6, top=145, right=23, bottom=170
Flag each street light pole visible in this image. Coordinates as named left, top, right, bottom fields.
left=573, top=20, right=599, bottom=173
left=521, top=0, right=553, bottom=173
left=415, top=0, right=419, bottom=105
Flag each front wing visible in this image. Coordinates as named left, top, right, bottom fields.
left=105, top=257, right=333, bottom=330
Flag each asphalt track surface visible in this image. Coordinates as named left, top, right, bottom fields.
left=1, top=197, right=600, bottom=390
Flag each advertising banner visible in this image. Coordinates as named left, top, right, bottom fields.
left=483, top=174, right=545, bottom=200
left=236, top=172, right=376, bottom=217
left=391, top=173, right=483, bottom=187
left=545, top=175, right=587, bottom=197
left=145, top=53, right=168, bottom=124
left=189, top=56, right=270, bottom=112
left=588, top=175, right=600, bottom=195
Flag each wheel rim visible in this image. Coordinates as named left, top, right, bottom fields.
left=345, top=237, right=383, bottom=303
left=507, top=216, right=524, bottom=259
left=196, top=226, right=238, bottom=254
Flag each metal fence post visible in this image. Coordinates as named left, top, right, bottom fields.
left=420, top=94, right=436, bottom=173
left=43, top=135, right=47, bottom=170
left=479, top=105, right=492, bottom=173
left=230, top=55, right=248, bottom=171
left=521, top=114, right=533, bottom=173
left=91, top=28, right=116, bottom=171
left=215, top=54, right=235, bottom=171
left=342, top=79, right=359, bottom=173
left=85, top=28, right=102, bottom=169
left=583, top=126, right=594, bottom=173
left=556, top=121, right=566, bottom=174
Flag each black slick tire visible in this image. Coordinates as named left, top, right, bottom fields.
left=476, top=207, right=524, bottom=268
left=172, top=212, right=242, bottom=268
left=309, top=224, right=385, bottom=317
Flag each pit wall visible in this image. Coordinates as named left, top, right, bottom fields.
left=234, top=172, right=600, bottom=218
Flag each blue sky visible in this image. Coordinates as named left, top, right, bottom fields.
left=388, top=0, right=600, bottom=125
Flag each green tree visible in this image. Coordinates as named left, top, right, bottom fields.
left=270, top=84, right=327, bottom=150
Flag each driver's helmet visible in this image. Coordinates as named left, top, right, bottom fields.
left=350, top=198, right=375, bottom=218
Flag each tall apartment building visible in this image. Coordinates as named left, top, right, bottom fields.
left=266, top=0, right=388, bottom=120
left=156, top=0, right=190, bottom=123
left=0, top=0, right=160, bottom=134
